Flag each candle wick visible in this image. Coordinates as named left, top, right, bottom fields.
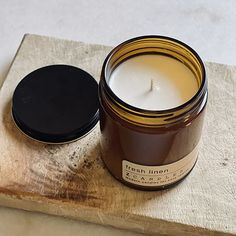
left=150, top=79, right=159, bottom=92
left=150, top=79, right=156, bottom=91
left=150, top=79, right=154, bottom=91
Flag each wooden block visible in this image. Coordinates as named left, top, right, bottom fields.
left=0, top=34, right=235, bottom=236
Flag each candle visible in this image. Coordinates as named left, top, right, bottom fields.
left=109, top=55, right=198, bottom=110
left=99, top=36, right=207, bottom=190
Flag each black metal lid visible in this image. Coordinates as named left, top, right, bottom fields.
left=12, top=65, right=99, bottom=143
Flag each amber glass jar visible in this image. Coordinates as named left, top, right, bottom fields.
left=99, top=36, right=207, bottom=190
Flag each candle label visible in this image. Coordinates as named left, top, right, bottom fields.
left=122, top=145, right=199, bottom=187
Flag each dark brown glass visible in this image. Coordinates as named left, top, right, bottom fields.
left=99, top=36, right=207, bottom=190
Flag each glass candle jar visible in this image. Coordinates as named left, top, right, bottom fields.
left=99, top=36, right=207, bottom=190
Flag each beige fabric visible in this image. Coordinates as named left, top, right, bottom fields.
left=0, top=34, right=235, bottom=236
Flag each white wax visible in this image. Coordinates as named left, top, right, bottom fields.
left=109, top=55, right=198, bottom=110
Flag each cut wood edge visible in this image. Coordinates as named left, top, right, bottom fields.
left=0, top=193, right=233, bottom=236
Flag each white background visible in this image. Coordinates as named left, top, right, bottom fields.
left=0, top=0, right=235, bottom=235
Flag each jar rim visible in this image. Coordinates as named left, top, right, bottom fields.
left=100, top=35, right=207, bottom=125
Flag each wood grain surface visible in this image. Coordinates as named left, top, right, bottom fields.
left=0, top=34, right=235, bottom=236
